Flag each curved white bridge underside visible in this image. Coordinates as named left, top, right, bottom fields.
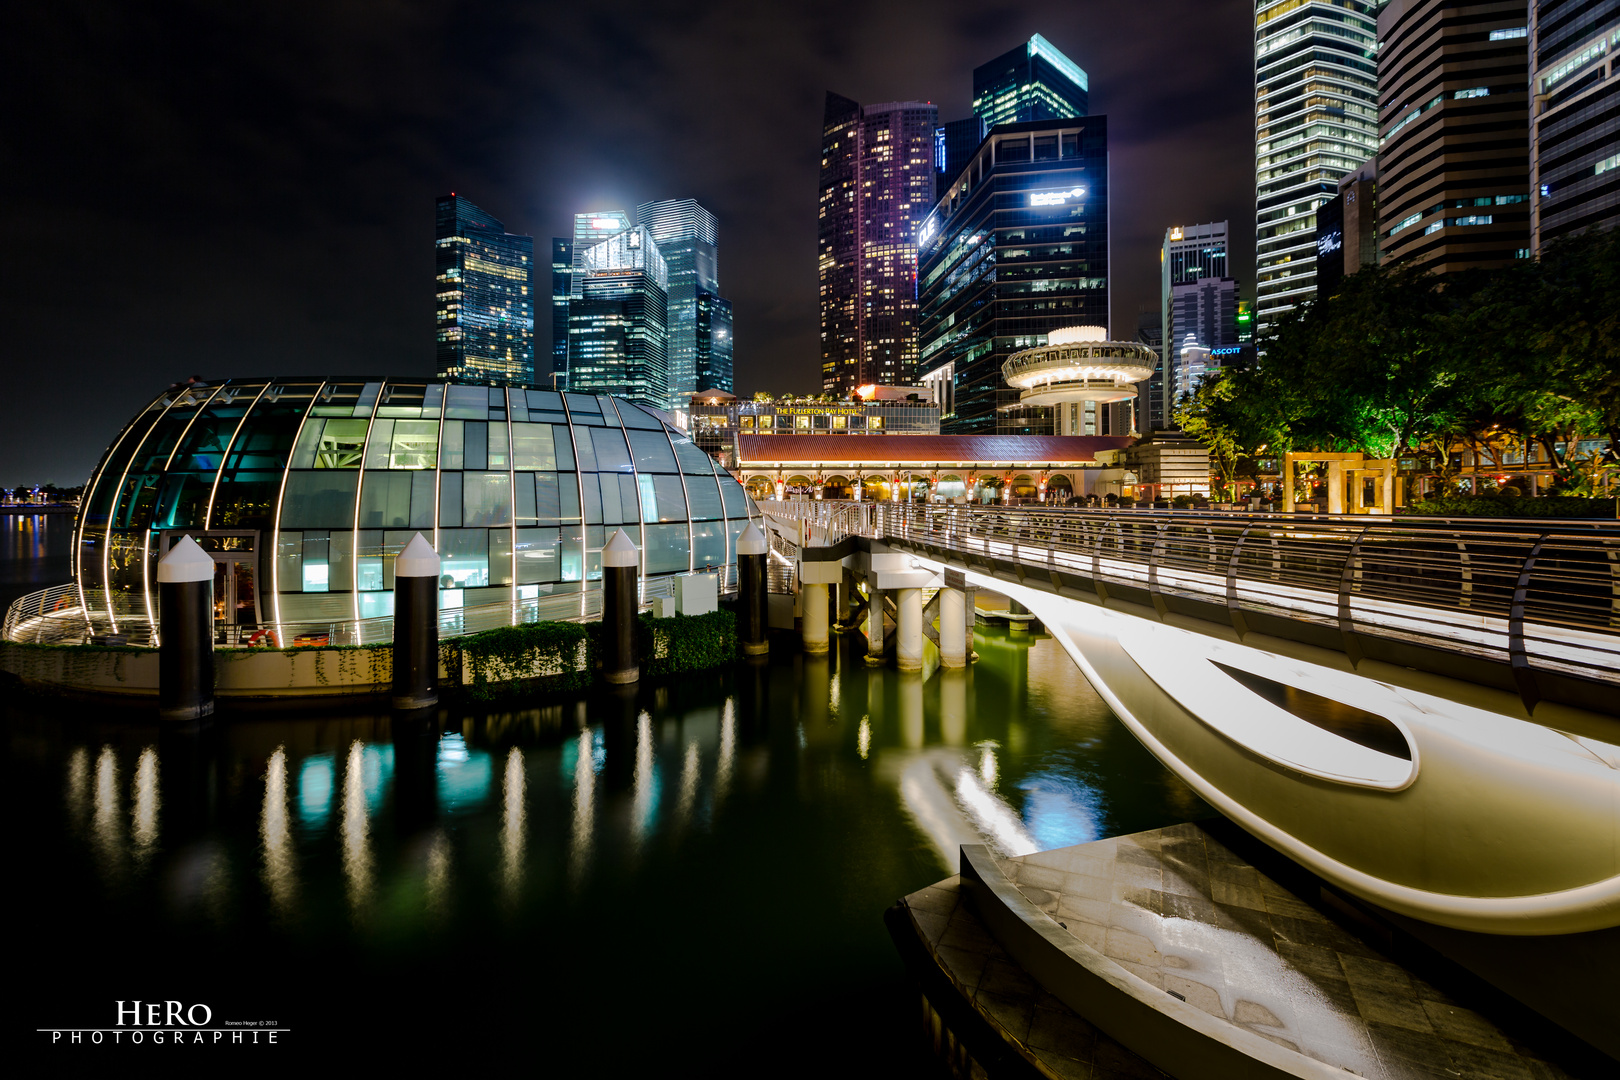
left=909, top=556, right=1620, bottom=936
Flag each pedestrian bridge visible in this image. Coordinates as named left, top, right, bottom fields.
left=763, top=502, right=1620, bottom=937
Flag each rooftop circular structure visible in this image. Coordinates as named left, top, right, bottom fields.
left=1001, top=326, right=1157, bottom=429
left=68, top=378, right=759, bottom=644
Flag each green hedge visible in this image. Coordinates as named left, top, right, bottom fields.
left=447, top=608, right=738, bottom=701
left=637, top=609, right=737, bottom=677
left=1407, top=495, right=1618, bottom=519
left=450, top=621, right=596, bottom=701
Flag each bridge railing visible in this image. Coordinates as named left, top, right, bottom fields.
left=827, top=502, right=1620, bottom=709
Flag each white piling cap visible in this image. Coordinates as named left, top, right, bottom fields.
left=395, top=532, right=441, bottom=577
left=737, top=521, right=768, bottom=556
left=157, top=534, right=215, bottom=583
left=602, top=528, right=640, bottom=568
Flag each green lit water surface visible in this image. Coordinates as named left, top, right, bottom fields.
left=9, top=617, right=1208, bottom=1068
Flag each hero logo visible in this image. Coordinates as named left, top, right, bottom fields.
left=1317, top=229, right=1343, bottom=257
left=1029, top=187, right=1086, bottom=207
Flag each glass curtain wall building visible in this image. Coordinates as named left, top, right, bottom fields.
left=636, top=199, right=735, bottom=407
left=971, top=34, right=1089, bottom=129
left=550, top=238, right=573, bottom=383
left=1253, top=1, right=1380, bottom=336
left=434, top=196, right=535, bottom=385
left=1529, top=1, right=1620, bottom=249
left=74, top=378, right=757, bottom=637
left=1377, top=0, right=1531, bottom=273
left=567, top=226, right=670, bottom=408
left=571, top=211, right=633, bottom=294
left=818, top=93, right=939, bottom=397
left=1158, top=222, right=1229, bottom=427
left=917, top=117, right=1110, bottom=437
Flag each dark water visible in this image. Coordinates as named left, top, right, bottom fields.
left=4, top=517, right=1210, bottom=1070
left=0, top=510, right=73, bottom=610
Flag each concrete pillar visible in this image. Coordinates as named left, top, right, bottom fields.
left=737, top=522, right=768, bottom=656
left=391, top=532, right=440, bottom=711
left=1327, top=460, right=1344, bottom=515
left=157, top=535, right=215, bottom=724
left=602, top=529, right=639, bottom=684
left=1283, top=456, right=1296, bottom=514
left=896, top=587, right=923, bottom=671
left=836, top=574, right=855, bottom=627
left=865, top=586, right=886, bottom=664
left=1351, top=470, right=1366, bottom=514
left=801, top=582, right=829, bottom=654
left=940, top=587, right=966, bottom=668
left=1381, top=467, right=1396, bottom=513
left=1009, top=597, right=1030, bottom=635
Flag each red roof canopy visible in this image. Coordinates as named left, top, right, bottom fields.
left=735, top=433, right=1133, bottom=465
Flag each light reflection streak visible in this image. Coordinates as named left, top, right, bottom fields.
left=899, top=675, right=924, bottom=748
left=92, top=745, right=121, bottom=876
left=631, top=711, right=656, bottom=848
left=425, top=829, right=451, bottom=921
left=568, top=729, right=594, bottom=888
left=675, top=739, right=700, bottom=831
left=500, top=748, right=525, bottom=907
left=340, top=740, right=373, bottom=920
left=260, top=747, right=298, bottom=917
left=978, top=742, right=999, bottom=788
left=131, top=746, right=160, bottom=865
left=940, top=671, right=967, bottom=745
left=65, top=746, right=89, bottom=823
left=714, top=698, right=735, bottom=808
left=955, top=767, right=1037, bottom=856
left=858, top=717, right=871, bottom=760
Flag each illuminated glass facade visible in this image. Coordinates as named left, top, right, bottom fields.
left=1253, top=0, right=1380, bottom=335
left=1158, top=222, right=1230, bottom=428
left=568, top=226, right=669, bottom=409
left=636, top=199, right=734, bottom=407
left=917, top=117, right=1110, bottom=437
left=971, top=34, right=1089, bottom=130
left=1530, top=1, right=1620, bottom=249
left=550, top=238, right=573, bottom=381
left=74, top=379, right=758, bottom=636
left=818, top=93, right=939, bottom=396
left=434, top=196, right=535, bottom=385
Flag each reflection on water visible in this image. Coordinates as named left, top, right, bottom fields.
left=261, top=746, right=298, bottom=917
left=341, top=740, right=373, bottom=921
left=11, top=623, right=1210, bottom=1064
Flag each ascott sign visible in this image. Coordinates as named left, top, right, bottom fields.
left=1029, top=187, right=1086, bottom=207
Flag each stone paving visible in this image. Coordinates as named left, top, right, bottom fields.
left=901, top=821, right=1591, bottom=1078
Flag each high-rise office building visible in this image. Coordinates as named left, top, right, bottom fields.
left=818, top=93, right=939, bottom=397
left=567, top=225, right=669, bottom=408
left=1378, top=1, right=1531, bottom=273
left=918, top=116, right=1110, bottom=436
left=1135, top=310, right=1165, bottom=434
left=971, top=34, right=1089, bottom=129
left=1158, top=222, right=1229, bottom=427
left=571, top=211, right=633, bottom=295
left=1253, top=1, right=1380, bottom=336
left=434, top=195, right=535, bottom=385
left=1170, top=277, right=1239, bottom=401
left=1530, top=2, right=1620, bottom=250
left=935, top=116, right=988, bottom=194
left=550, top=238, right=573, bottom=383
left=636, top=198, right=734, bottom=407
left=1316, top=161, right=1380, bottom=295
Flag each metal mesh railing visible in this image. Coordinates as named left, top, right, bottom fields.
left=766, top=501, right=1620, bottom=696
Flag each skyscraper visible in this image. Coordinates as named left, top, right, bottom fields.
left=1170, top=277, right=1239, bottom=401
left=550, top=238, right=573, bottom=384
left=571, top=211, right=633, bottom=295
left=918, top=116, right=1110, bottom=435
left=1253, top=1, right=1380, bottom=336
left=434, top=195, right=535, bottom=385
left=971, top=34, right=1089, bottom=129
left=1530, top=2, right=1620, bottom=251
left=1378, top=1, right=1531, bottom=273
left=1158, top=222, right=1229, bottom=427
left=567, top=225, right=669, bottom=408
left=818, top=93, right=939, bottom=396
left=636, top=198, right=734, bottom=407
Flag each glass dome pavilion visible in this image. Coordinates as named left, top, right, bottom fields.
left=75, top=378, right=759, bottom=639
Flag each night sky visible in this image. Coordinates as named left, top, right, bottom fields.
left=2, top=1, right=1256, bottom=486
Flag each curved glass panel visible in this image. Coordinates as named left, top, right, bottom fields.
left=78, top=379, right=760, bottom=632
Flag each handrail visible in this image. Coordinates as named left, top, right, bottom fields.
left=765, top=501, right=1620, bottom=708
